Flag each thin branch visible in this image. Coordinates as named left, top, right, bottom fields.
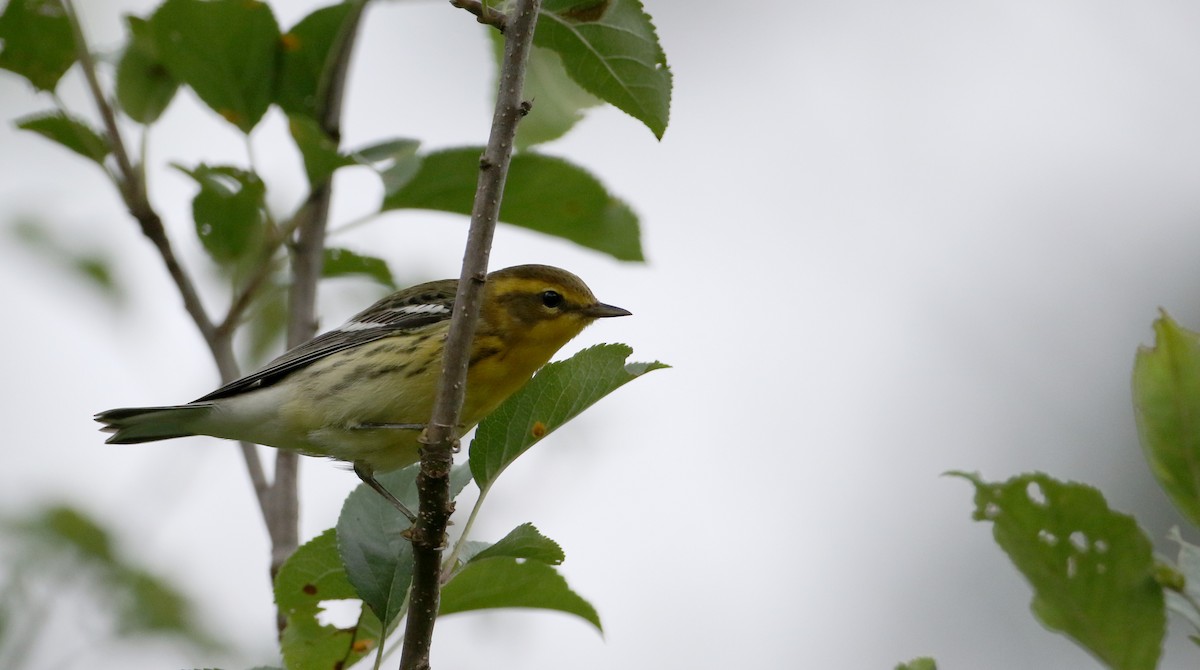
left=63, top=0, right=218, bottom=343
left=63, top=0, right=277, bottom=604
left=449, top=0, right=507, bottom=30
left=267, top=0, right=371, bottom=594
left=398, top=1, right=541, bottom=668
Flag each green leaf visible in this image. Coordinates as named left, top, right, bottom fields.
left=535, top=0, right=671, bottom=139
left=440, top=557, right=601, bottom=631
left=323, top=247, right=395, bottom=287
left=952, top=472, right=1164, bottom=670
left=490, top=33, right=600, bottom=148
left=336, top=464, right=473, bottom=628
left=470, top=523, right=565, bottom=565
left=289, top=114, right=354, bottom=184
left=16, top=111, right=110, bottom=164
left=174, top=164, right=266, bottom=264
left=350, top=138, right=422, bottom=196
left=382, top=148, right=644, bottom=261
left=895, top=659, right=938, bottom=670
left=116, top=15, right=179, bottom=124
left=275, top=529, right=381, bottom=670
left=470, top=344, right=666, bottom=491
left=1133, top=311, right=1200, bottom=526
left=148, top=0, right=279, bottom=132
left=0, top=0, right=75, bottom=91
left=276, top=1, right=355, bottom=119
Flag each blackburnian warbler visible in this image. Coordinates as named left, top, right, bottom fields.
left=96, top=264, right=629, bottom=509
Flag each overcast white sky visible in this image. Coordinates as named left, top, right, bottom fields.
left=5, top=0, right=1200, bottom=668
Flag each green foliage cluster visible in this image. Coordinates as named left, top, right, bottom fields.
left=277, top=345, right=664, bottom=669
left=1, top=0, right=672, bottom=667
left=4, top=0, right=670, bottom=283
left=937, top=312, right=1200, bottom=669
left=0, top=504, right=217, bottom=668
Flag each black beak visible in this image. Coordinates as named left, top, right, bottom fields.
left=583, top=302, right=632, bottom=318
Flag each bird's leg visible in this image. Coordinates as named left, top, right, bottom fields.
left=353, top=462, right=416, bottom=522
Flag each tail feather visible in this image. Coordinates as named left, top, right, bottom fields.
left=95, top=404, right=214, bottom=444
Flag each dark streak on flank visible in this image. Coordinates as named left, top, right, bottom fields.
left=363, top=363, right=408, bottom=380
left=405, top=362, right=430, bottom=379
left=470, top=346, right=503, bottom=366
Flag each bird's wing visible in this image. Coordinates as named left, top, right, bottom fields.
left=194, top=281, right=457, bottom=402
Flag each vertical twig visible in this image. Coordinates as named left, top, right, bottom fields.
left=62, top=0, right=365, bottom=633
left=398, top=1, right=541, bottom=668
left=269, top=0, right=369, bottom=597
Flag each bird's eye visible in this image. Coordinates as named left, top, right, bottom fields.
left=541, top=290, right=564, bottom=308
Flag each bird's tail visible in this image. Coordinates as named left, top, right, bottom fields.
left=95, top=404, right=214, bottom=444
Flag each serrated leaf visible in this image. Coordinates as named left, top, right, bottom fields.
left=490, top=32, right=600, bottom=148
left=470, top=523, right=565, bottom=565
left=350, top=138, right=422, bottom=196
left=470, top=344, right=666, bottom=491
left=0, top=0, right=75, bottom=91
left=323, top=247, right=395, bottom=287
left=440, top=557, right=601, bottom=631
left=336, top=464, right=473, bottom=628
left=275, top=529, right=381, bottom=670
left=276, top=2, right=355, bottom=119
left=534, top=0, right=671, bottom=139
left=382, top=148, right=643, bottom=261
left=1133, top=311, right=1200, bottom=526
left=148, top=0, right=279, bottom=132
left=116, top=15, right=179, bottom=124
left=174, top=164, right=266, bottom=264
left=952, top=472, right=1164, bottom=670
left=289, top=114, right=354, bottom=184
left=17, top=111, right=110, bottom=164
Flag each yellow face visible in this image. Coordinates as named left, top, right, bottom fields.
left=463, top=265, right=630, bottom=424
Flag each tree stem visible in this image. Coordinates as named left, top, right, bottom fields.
left=398, top=2, right=540, bottom=668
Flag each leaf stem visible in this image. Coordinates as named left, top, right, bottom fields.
left=440, top=483, right=490, bottom=581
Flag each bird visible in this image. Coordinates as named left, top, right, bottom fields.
left=95, top=264, right=630, bottom=517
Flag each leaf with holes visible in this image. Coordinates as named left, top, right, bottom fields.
left=149, top=0, right=279, bottom=132
left=535, top=0, right=671, bottom=139
left=0, top=0, right=75, bottom=92
left=1133, top=311, right=1200, bottom=527
left=16, top=111, right=109, bottom=165
left=470, top=344, right=666, bottom=492
left=275, top=528, right=381, bottom=670
left=336, top=464, right=473, bottom=629
left=173, top=164, right=266, bottom=265
left=382, top=148, right=644, bottom=261
left=951, top=471, right=1164, bottom=670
